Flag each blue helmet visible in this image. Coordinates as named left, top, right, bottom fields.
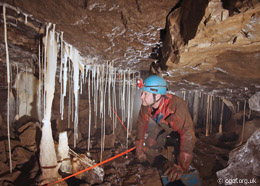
left=141, top=75, right=167, bottom=95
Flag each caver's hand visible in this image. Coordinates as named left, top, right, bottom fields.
left=135, top=139, right=147, bottom=162
left=164, top=152, right=192, bottom=182
left=164, top=164, right=183, bottom=182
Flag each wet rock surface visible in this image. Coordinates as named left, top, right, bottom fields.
left=217, top=129, right=260, bottom=186
left=157, top=0, right=260, bottom=100
left=0, top=117, right=41, bottom=186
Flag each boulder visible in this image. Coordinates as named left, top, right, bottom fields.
left=216, top=129, right=260, bottom=185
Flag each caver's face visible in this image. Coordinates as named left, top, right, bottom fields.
left=140, top=91, right=154, bottom=106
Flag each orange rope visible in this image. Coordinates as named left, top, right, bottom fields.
left=111, top=106, right=127, bottom=130
left=48, top=146, right=136, bottom=185
left=47, top=107, right=131, bottom=185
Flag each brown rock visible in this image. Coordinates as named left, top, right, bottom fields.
left=18, top=122, right=38, bottom=152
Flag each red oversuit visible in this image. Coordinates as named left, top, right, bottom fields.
left=136, top=93, right=196, bottom=179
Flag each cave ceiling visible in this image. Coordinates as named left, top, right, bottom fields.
left=0, top=0, right=260, bottom=101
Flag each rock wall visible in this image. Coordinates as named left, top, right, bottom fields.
left=161, top=0, right=260, bottom=100
left=217, top=129, right=260, bottom=186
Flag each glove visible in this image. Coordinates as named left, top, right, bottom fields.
left=164, top=152, right=192, bottom=182
left=164, top=164, right=183, bottom=182
left=136, top=139, right=147, bottom=162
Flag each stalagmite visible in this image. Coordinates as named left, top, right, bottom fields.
left=58, top=132, right=72, bottom=173
left=39, top=24, right=58, bottom=181
left=239, top=100, right=247, bottom=145
left=3, top=4, right=12, bottom=173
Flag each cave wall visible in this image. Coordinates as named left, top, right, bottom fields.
left=159, top=0, right=260, bottom=100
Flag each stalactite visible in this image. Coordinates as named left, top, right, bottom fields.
left=92, top=65, right=97, bottom=131
left=248, top=108, right=251, bottom=119
left=100, top=65, right=104, bottom=119
left=183, top=91, right=186, bottom=101
left=68, top=60, right=72, bottom=128
left=111, top=68, right=115, bottom=133
left=108, top=63, right=112, bottom=118
left=43, top=23, right=51, bottom=119
left=59, top=34, right=64, bottom=117
left=71, top=68, right=74, bottom=122
left=91, top=66, right=95, bottom=108
left=95, top=65, right=100, bottom=115
left=16, top=64, right=19, bottom=117
left=219, top=100, right=224, bottom=134
left=237, top=101, right=240, bottom=112
left=61, top=42, right=69, bottom=120
left=122, top=70, right=126, bottom=122
left=92, top=65, right=95, bottom=97
left=206, top=94, right=210, bottom=136
left=40, top=24, right=58, bottom=180
left=126, top=70, right=131, bottom=149
left=99, top=65, right=105, bottom=161
left=112, top=70, right=117, bottom=132
left=3, top=4, right=12, bottom=173
left=41, top=40, right=45, bottom=120
left=25, top=66, right=28, bottom=115
left=71, top=48, right=80, bottom=148
left=94, top=69, right=98, bottom=129
left=88, top=68, right=91, bottom=151
left=130, top=73, right=135, bottom=132
left=38, top=44, right=42, bottom=122
left=102, top=62, right=109, bottom=153
left=80, top=65, right=85, bottom=95
left=193, top=91, right=199, bottom=126
left=210, top=95, right=213, bottom=134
